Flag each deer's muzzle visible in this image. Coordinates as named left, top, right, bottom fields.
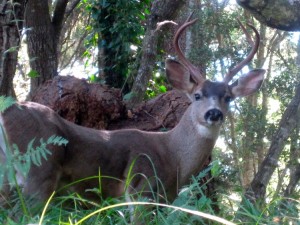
left=204, top=109, right=223, bottom=124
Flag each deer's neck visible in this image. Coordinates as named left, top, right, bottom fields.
left=168, top=106, right=220, bottom=186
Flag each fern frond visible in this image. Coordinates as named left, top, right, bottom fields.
left=0, top=135, right=68, bottom=190
left=46, top=135, right=68, bottom=146
left=0, top=96, right=15, bottom=112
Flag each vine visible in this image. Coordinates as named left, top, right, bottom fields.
left=84, top=0, right=151, bottom=89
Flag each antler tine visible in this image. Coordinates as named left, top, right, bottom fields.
left=223, top=20, right=260, bottom=84
left=174, top=14, right=205, bottom=84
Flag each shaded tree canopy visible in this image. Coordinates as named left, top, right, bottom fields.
left=237, top=0, right=300, bottom=31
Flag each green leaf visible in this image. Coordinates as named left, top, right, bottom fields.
left=22, top=154, right=31, bottom=176
left=27, top=70, right=40, bottom=78
left=89, top=74, right=97, bottom=82
left=47, top=135, right=68, bottom=146
left=144, top=8, right=150, bottom=15
left=35, top=146, right=42, bottom=166
left=0, top=96, right=15, bottom=112
left=123, top=92, right=135, bottom=101
left=4, top=46, right=19, bottom=54
left=159, top=85, right=167, bottom=93
left=211, top=160, right=221, bottom=177
left=40, top=145, right=48, bottom=160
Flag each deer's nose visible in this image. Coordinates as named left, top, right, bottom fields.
left=204, top=109, right=223, bottom=122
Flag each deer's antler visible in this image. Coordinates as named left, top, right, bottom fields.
left=223, top=20, right=260, bottom=84
left=174, top=14, right=205, bottom=84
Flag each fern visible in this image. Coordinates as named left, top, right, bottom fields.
left=46, top=135, right=68, bottom=146
left=0, top=96, right=68, bottom=190
left=0, top=135, right=68, bottom=190
left=0, top=96, right=15, bottom=112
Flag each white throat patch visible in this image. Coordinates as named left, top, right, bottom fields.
left=190, top=107, right=220, bottom=140
left=196, top=123, right=220, bottom=140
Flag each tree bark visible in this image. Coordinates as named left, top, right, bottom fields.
left=25, top=0, right=58, bottom=94
left=0, top=0, right=25, bottom=97
left=237, top=0, right=300, bottom=31
left=127, top=0, right=185, bottom=108
left=284, top=118, right=300, bottom=198
left=25, top=0, right=78, bottom=96
left=284, top=164, right=300, bottom=197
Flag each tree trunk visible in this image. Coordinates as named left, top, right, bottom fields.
left=0, top=0, right=25, bottom=97
left=96, top=8, right=125, bottom=88
left=244, top=81, right=300, bottom=202
left=284, top=115, right=300, bottom=198
left=234, top=27, right=300, bottom=224
left=235, top=23, right=287, bottom=190
left=284, top=165, right=300, bottom=197
left=127, top=0, right=185, bottom=108
left=255, top=24, right=268, bottom=167
left=25, top=0, right=73, bottom=96
left=25, top=0, right=58, bottom=94
left=237, top=0, right=300, bottom=31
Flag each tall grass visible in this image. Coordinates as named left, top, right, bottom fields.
left=2, top=162, right=299, bottom=225
left=1, top=161, right=300, bottom=224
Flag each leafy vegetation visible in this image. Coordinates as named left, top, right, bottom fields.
left=0, top=96, right=15, bottom=113
left=84, top=0, right=151, bottom=89
left=1, top=159, right=299, bottom=224
left=1, top=135, right=68, bottom=189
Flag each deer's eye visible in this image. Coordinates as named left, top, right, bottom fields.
left=195, top=93, right=202, bottom=101
left=224, top=96, right=232, bottom=103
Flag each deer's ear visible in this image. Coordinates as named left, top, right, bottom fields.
left=230, top=69, right=265, bottom=98
left=165, top=59, right=196, bottom=93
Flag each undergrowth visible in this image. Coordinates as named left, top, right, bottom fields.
left=1, top=164, right=299, bottom=225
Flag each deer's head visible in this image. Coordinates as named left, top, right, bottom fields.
left=166, top=16, right=265, bottom=128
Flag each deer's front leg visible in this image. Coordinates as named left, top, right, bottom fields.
left=124, top=156, right=167, bottom=224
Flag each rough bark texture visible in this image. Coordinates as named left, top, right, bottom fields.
left=284, top=164, right=300, bottom=197
left=244, top=82, right=300, bottom=201
left=0, top=0, right=25, bottom=97
left=25, top=0, right=76, bottom=95
left=127, top=0, right=186, bottom=108
left=25, top=0, right=58, bottom=94
left=284, top=98, right=300, bottom=198
left=31, top=76, right=190, bottom=131
left=237, top=0, right=300, bottom=31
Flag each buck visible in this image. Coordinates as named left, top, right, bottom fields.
left=0, top=17, right=265, bottom=205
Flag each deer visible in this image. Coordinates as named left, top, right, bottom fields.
left=0, top=16, right=265, bottom=209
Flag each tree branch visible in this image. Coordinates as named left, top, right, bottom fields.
left=237, top=0, right=300, bottom=31
left=126, top=0, right=186, bottom=108
left=244, top=81, right=300, bottom=201
left=65, top=0, right=81, bottom=19
left=52, top=0, right=68, bottom=41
